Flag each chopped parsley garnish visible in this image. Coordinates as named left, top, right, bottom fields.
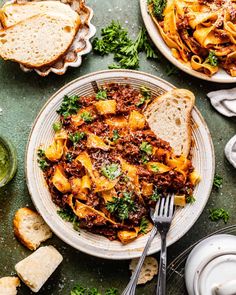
left=136, top=86, right=151, bottom=106
left=139, top=217, right=149, bottom=234
left=101, top=163, right=121, bottom=180
left=96, top=89, right=107, bottom=100
left=37, top=148, right=45, bottom=158
left=66, top=153, right=73, bottom=163
left=140, top=141, right=153, bottom=155
left=141, top=154, right=149, bottom=164
left=37, top=148, right=49, bottom=171
left=69, top=132, right=85, bottom=147
left=186, top=195, right=196, bottom=204
left=213, top=174, right=223, bottom=189
left=57, top=95, right=80, bottom=118
left=70, top=284, right=118, bottom=295
left=150, top=187, right=161, bottom=201
left=166, top=64, right=179, bottom=76
left=112, top=130, right=120, bottom=142
left=52, top=122, right=62, bottom=132
left=207, top=51, right=218, bottom=67
left=149, top=0, right=167, bottom=20
left=150, top=164, right=159, bottom=172
left=209, top=208, right=229, bottom=223
left=106, top=192, right=137, bottom=220
left=57, top=209, right=80, bottom=230
left=93, top=21, right=158, bottom=70
left=80, top=111, right=93, bottom=123
left=37, top=159, right=49, bottom=171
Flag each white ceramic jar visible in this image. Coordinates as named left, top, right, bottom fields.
left=185, top=234, right=236, bottom=295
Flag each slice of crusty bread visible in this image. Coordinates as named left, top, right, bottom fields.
left=144, top=89, right=195, bottom=156
left=0, top=1, right=81, bottom=28
left=0, top=277, right=20, bottom=295
left=15, top=246, right=63, bottom=293
left=13, top=207, right=52, bottom=251
left=130, top=256, right=158, bottom=285
left=0, top=12, right=77, bottom=68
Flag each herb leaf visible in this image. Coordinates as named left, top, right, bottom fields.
left=150, top=187, right=161, bottom=201
left=112, top=130, right=120, bottom=142
left=136, top=86, right=152, bottom=106
left=150, top=0, right=167, bottom=20
left=53, top=122, right=62, bottom=132
left=70, top=284, right=117, bottom=295
left=139, top=217, right=149, bottom=234
left=140, top=141, right=153, bottom=155
left=81, top=111, right=93, bottom=123
left=209, top=208, right=229, bottom=223
left=186, top=195, right=196, bottom=204
left=69, top=132, right=85, bottom=146
left=213, top=174, right=223, bottom=189
left=93, top=21, right=158, bottom=70
left=166, top=64, right=179, bottom=76
left=207, top=51, right=218, bottom=67
left=57, top=209, right=80, bottom=230
left=37, top=148, right=50, bottom=171
left=150, top=164, right=159, bottom=172
left=101, top=163, right=121, bottom=180
left=57, top=95, right=80, bottom=118
left=106, top=192, right=137, bottom=220
left=66, top=153, right=73, bottom=163
left=105, top=288, right=118, bottom=295
left=96, top=89, right=107, bottom=100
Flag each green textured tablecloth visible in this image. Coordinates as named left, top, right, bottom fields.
left=0, top=0, right=236, bottom=294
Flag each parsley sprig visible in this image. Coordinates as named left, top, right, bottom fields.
left=57, top=95, right=80, bottom=118
left=96, top=89, right=107, bottom=100
left=37, top=149, right=50, bottom=171
left=93, top=21, right=158, bottom=69
left=207, top=51, right=218, bottom=67
left=101, top=163, right=121, bottom=180
left=69, top=132, right=85, bottom=147
left=139, top=217, right=149, bottom=234
left=140, top=141, right=153, bottom=155
left=209, top=208, right=229, bottom=223
left=106, top=192, right=137, bottom=220
left=57, top=209, right=80, bottom=231
left=70, top=284, right=118, bottom=295
left=136, top=86, right=151, bottom=106
left=148, top=0, right=167, bottom=20
left=213, top=174, right=223, bottom=189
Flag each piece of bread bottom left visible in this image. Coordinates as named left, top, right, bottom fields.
left=15, top=246, right=63, bottom=293
left=0, top=277, right=20, bottom=295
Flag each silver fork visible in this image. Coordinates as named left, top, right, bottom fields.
left=121, top=193, right=174, bottom=295
left=153, top=194, right=175, bottom=295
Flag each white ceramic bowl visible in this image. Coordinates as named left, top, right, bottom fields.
left=185, top=234, right=236, bottom=295
left=140, top=0, right=236, bottom=83
left=26, top=69, right=215, bottom=259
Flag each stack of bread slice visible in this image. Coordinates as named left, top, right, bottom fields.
left=0, top=1, right=81, bottom=68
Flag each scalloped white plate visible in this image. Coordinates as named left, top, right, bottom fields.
left=26, top=70, right=215, bottom=260
left=1, top=0, right=96, bottom=76
left=140, top=0, right=236, bottom=83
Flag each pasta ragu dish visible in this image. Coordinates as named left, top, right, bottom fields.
left=38, top=84, right=200, bottom=244
left=148, top=0, right=236, bottom=77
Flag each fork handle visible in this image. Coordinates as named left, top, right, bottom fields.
left=156, top=233, right=167, bottom=295
left=121, top=226, right=158, bottom=295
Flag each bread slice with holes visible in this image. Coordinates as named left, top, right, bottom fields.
left=0, top=12, right=78, bottom=68
left=144, top=89, right=195, bottom=156
left=0, top=277, right=20, bottom=295
left=13, top=208, right=52, bottom=251
left=0, top=1, right=81, bottom=28
left=130, top=256, right=158, bottom=285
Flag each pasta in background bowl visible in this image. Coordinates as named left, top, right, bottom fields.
left=26, top=70, right=214, bottom=259
left=140, top=0, right=236, bottom=83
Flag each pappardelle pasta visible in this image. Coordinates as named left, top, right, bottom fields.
left=148, top=0, right=236, bottom=77
left=38, top=84, right=200, bottom=244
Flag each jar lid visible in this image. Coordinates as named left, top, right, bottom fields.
left=185, top=234, right=236, bottom=295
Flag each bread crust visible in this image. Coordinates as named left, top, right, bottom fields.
left=144, top=89, right=195, bottom=157
left=13, top=207, right=52, bottom=251
left=0, top=12, right=80, bottom=69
